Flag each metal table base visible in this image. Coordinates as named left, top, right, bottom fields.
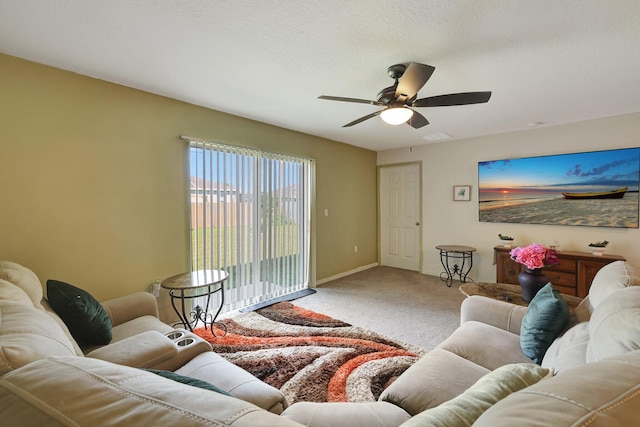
left=161, top=270, right=229, bottom=336
left=436, top=245, right=477, bottom=287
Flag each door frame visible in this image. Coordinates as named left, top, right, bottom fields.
left=377, top=161, right=423, bottom=272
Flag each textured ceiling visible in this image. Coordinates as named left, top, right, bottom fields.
left=1, top=1, right=639, bottom=151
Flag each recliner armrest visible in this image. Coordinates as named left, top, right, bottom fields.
left=460, top=296, right=526, bottom=335
left=87, top=330, right=212, bottom=371
left=101, top=292, right=159, bottom=326
left=86, top=330, right=178, bottom=368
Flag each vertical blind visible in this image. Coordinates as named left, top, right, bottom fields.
left=188, top=138, right=312, bottom=312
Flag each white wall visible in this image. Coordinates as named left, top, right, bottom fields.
left=377, top=113, right=640, bottom=283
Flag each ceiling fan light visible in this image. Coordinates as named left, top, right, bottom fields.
left=380, top=107, right=413, bottom=125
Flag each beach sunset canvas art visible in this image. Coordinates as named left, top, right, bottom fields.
left=478, top=148, right=640, bottom=228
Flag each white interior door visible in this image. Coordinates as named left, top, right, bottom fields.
left=380, top=163, right=421, bottom=271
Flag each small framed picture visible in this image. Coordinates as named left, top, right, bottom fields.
left=453, top=185, right=471, bottom=201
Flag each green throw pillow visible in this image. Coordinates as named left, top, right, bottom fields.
left=47, top=279, right=112, bottom=345
left=520, top=283, right=569, bottom=364
left=143, top=369, right=232, bottom=396
left=400, top=363, right=552, bottom=427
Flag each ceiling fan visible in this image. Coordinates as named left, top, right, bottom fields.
left=318, top=62, right=491, bottom=129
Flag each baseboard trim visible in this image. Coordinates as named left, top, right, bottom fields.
left=239, top=288, right=317, bottom=312
left=315, top=263, right=379, bottom=286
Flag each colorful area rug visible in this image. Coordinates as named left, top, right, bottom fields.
left=193, top=301, right=427, bottom=404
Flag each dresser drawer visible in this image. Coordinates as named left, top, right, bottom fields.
left=545, top=270, right=576, bottom=287
left=548, top=258, right=577, bottom=273
left=554, top=284, right=578, bottom=297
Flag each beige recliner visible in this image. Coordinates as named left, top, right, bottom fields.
left=0, top=260, right=287, bottom=414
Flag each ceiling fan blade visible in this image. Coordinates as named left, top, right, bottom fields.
left=407, top=110, right=429, bottom=129
left=412, top=91, right=492, bottom=107
left=319, top=95, right=385, bottom=106
left=343, top=110, right=383, bottom=127
left=395, top=63, right=435, bottom=102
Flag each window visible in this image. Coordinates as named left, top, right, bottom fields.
left=188, top=138, right=313, bottom=312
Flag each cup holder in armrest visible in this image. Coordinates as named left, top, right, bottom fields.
left=165, top=331, right=185, bottom=341
left=165, top=330, right=199, bottom=348
left=151, top=330, right=212, bottom=371
left=176, top=337, right=196, bottom=347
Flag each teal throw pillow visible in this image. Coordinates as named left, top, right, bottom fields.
left=47, top=279, right=112, bottom=345
left=143, top=369, right=232, bottom=396
left=520, top=283, right=569, bottom=364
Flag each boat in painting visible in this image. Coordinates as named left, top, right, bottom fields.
left=562, top=187, right=627, bottom=200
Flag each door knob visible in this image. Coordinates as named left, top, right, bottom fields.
left=415, top=222, right=420, bottom=226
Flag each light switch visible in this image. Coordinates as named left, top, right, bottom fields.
left=324, top=209, right=329, bottom=217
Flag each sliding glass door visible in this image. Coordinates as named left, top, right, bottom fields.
left=188, top=138, right=313, bottom=312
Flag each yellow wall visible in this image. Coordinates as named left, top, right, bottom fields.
left=0, top=54, right=378, bottom=300
left=378, top=113, right=640, bottom=282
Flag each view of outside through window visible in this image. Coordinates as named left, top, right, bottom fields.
left=189, top=141, right=311, bottom=311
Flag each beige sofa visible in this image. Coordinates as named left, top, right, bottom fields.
left=1, top=259, right=640, bottom=426
left=0, top=260, right=288, bottom=414
left=279, top=260, right=640, bottom=426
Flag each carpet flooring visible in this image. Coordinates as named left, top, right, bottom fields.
left=194, top=301, right=427, bottom=404
left=294, top=266, right=466, bottom=350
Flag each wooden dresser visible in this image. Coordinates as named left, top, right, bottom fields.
left=494, top=246, right=625, bottom=298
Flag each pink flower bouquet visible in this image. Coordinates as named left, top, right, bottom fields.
left=509, top=243, right=559, bottom=270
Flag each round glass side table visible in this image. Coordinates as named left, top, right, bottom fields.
left=161, top=269, right=228, bottom=336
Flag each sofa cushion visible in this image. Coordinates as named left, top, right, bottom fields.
left=400, top=363, right=552, bottom=427
left=520, top=283, right=569, bottom=364
left=0, top=357, right=301, bottom=427
left=0, top=304, right=78, bottom=376
left=144, top=368, right=232, bottom=396
left=473, top=350, right=640, bottom=427
left=436, top=321, right=532, bottom=370
left=47, top=279, right=112, bottom=346
left=570, top=295, right=592, bottom=324
left=176, top=351, right=289, bottom=415
left=379, top=348, right=491, bottom=416
left=588, top=260, right=639, bottom=310
left=587, top=286, right=640, bottom=363
left=40, top=298, right=85, bottom=356
left=0, top=261, right=44, bottom=308
left=540, top=322, right=589, bottom=372
left=282, top=401, right=411, bottom=426
left=0, top=279, right=33, bottom=307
